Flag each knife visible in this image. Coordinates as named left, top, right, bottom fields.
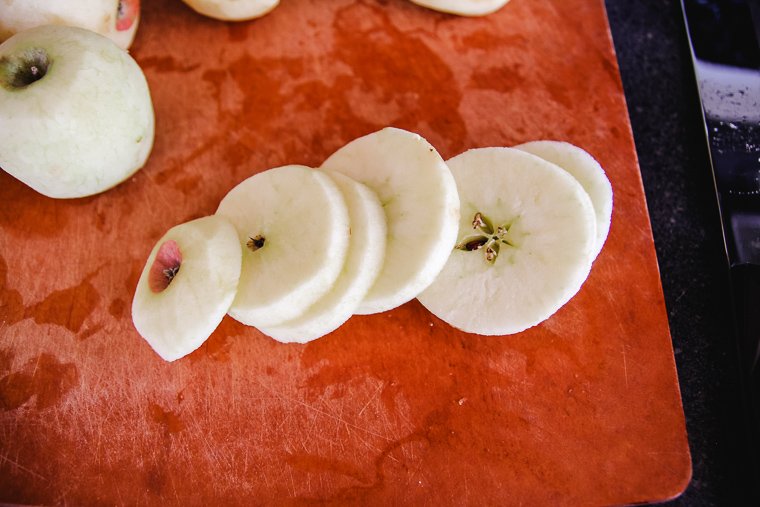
left=681, top=0, right=760, bottom=485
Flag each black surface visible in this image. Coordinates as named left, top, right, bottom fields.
left=604, top=1, right=754, bottom=504
left=683, top=0, right=760, bottom=69
left=682, top=0, right=760, bottom=267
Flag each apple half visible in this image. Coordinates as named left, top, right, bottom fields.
left=408, top=0, right=510, bottom=16
left=132, top=215, right=242, bottom=362
left=181, top=0, right=279, bottom=21
left=0, top=0, right=141, bottom=50
left=0, top=25, right=155, bottom=199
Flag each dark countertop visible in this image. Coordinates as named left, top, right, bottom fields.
left=605, top=1, right=751, bottom=504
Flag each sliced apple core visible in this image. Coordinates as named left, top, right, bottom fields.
left=149, top=240, right=182, bottom=293
left=0, top=48, right=49, bottom=90
left=246, top=235, right=265, bottom=252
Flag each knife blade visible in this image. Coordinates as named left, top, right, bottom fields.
left=681, top=0, right=760, bottom=485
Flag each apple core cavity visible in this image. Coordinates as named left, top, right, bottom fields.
left=149, top=240, right=182, bottom=293
left=0, top=48, right=49, bottom=90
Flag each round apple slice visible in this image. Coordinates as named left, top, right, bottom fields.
left=515, top=140, right=613, bottom=259
left=132, top=215, right=242, bottom=362
left=417, top=148, right=596, bottom=336
left=259, top=171, right=387, bottom=343
left=321, top=127, right=460, bottom=315
left=408, top=0, right=510, bottom=16
left=216, top=165, right=350, bottom=328
left=181, top=0, right=279, bottom=21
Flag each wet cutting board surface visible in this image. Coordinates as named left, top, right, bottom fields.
left=0, top=0, right=691, bottom=504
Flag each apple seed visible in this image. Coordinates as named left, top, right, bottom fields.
left=455, top=235, right=488, bottom=251
left=472, top=212, right=493, bottom=234
left=455, top=211, right=514, bottom=265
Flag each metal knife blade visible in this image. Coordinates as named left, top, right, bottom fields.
left=682, top=0, right=760, bottom=265
left=681, top=0, right=760, bottom=492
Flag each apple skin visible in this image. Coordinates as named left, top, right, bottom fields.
left=0, top=0, right=141, bottom=50
left=0, top=25, right=154, bottom=199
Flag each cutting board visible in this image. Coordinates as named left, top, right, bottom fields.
left=0, top=0, right=691, bottom=504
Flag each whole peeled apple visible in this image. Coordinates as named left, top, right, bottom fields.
left=0, top=0, right=141, bottom=50
left=0, top=25, right=154, bottom=199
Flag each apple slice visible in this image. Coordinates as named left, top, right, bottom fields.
left=408, top=0, right=510, bottom=16
left=216, top=165, right=350, bottom=328
left=181, top=0, right=279, bottom=21
left=0, top=0, right=141, bottom=50
left=417, top=148, right=596, bottom=335
left=132, top=215, right=242, bottom=362
left=515, top=140, right=613, bottom=259
left=0, top=25, right=154, bottom=199
left=259, top=171, right=387, bottom=343
left=321, top=127, right=460, bottom=315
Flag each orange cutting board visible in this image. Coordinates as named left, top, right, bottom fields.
left=0, top=0, right=691, bottom=504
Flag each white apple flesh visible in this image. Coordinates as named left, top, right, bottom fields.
left=417, top=148, right=596, bottom=335
left=132, top=215, right=242, bottom=362
left=321, top=127, right=460, bottom=315
left=0, top=0, right=141, bottom=50
left=515, top=140, right=613, bottom=259
left=0, top=25, right=155, bottom=199
left=181, top=0, right=279, bottom=21
left=216, top=165, right=350, bottom=328
left=408, top=0, right=510, bottom=16
left=259, top=171, right=387, bottom=343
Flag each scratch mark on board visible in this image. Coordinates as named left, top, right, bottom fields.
left=254, top=378, right=392, bottom=442
left=357, top=380, right=384, bottom=417
left=622, top=346, right=629, bottom=389
left=0, top=453, right=47, bottom=481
